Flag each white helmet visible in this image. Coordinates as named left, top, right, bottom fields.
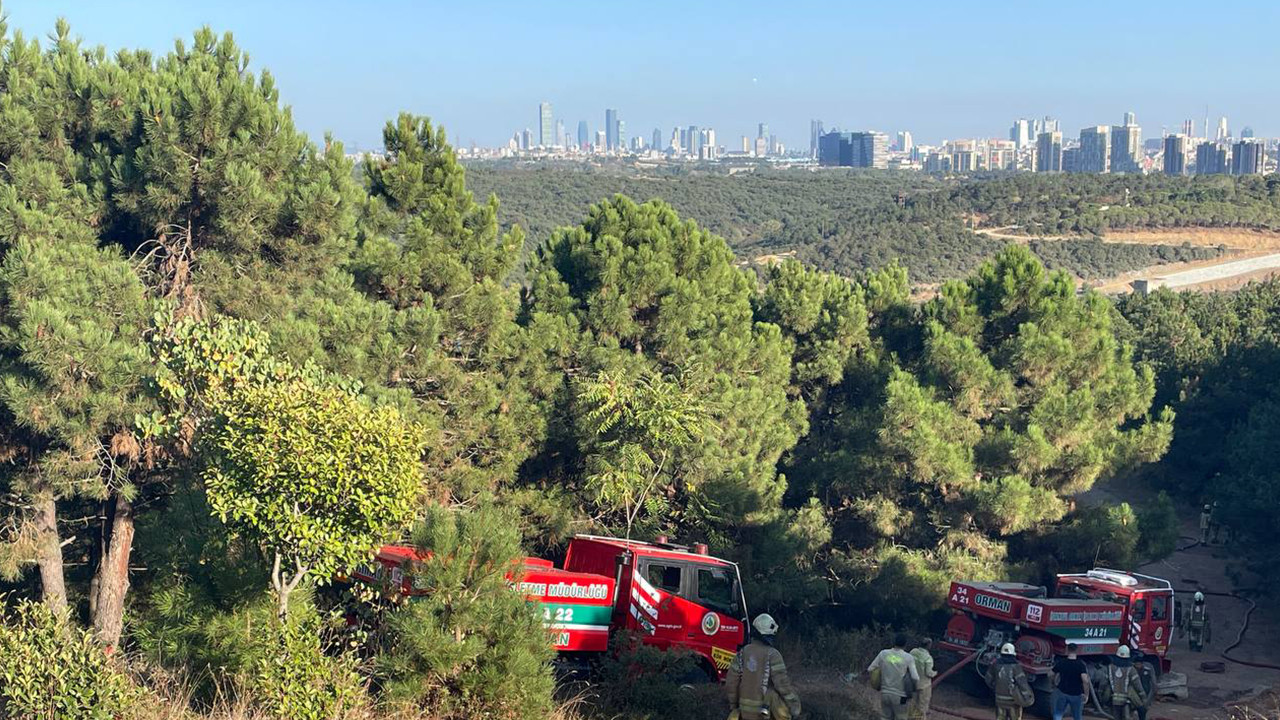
left=1194, top=591, right=1205, bottom=603
left=1116, top=646, right=1131, bottom=659
left=1000, top=642, right=1016, bottom=656
left=752, top=613, right=778, bottom=636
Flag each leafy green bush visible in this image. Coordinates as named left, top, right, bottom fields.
left=1137, top=491, right=1180, bottom=561
left=0, top=599, right=140, bottom=720
left=374, top=503, right=555, bottom=720
left=590, top=634, right=724, bottom=720
left=246, top=610, right=366, bottom=720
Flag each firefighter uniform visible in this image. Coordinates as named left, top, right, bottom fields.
left=1183, top=594, right=1211, bottom=651
left=909, top=644, right=937, bottom=720
left=726, top=615, right=801, bottom=720
left=992, top=645, right=1033, bottom=720
left=1108, top=648, right=1145, bottom=720
left=1199, top=505, right=1212, bottom=544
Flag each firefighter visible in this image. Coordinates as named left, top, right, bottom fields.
left=1132, top=651, right=1157, bottom=720
left=868, top=633, right=921, bottom=720
left=909, top=637, right=937, bottom=720
left=1107, top=646, right=1145, bottom=720
left=1199, top=504, right=1212, bottom=545
left=1183, top=591, right=1211, bottom=651
left=726, top=614, right=801, bottom=720
left=991, top=643, right=1033, bottom=720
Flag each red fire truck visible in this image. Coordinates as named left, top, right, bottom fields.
left=348, top=534, right=750, bottom=680
left=940, top=568, right=1175, bottom=706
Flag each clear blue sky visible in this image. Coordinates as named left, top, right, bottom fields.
left=7, top=0, right=1280, bottom=150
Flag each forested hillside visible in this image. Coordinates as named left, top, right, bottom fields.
left=1, top=17, right=1278, bottom=720
left=469, top=166, right=1232, bottom=283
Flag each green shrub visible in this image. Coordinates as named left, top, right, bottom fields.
left=590, top=634, right=724, bottom=720
left=374, top=504, right=556, bottom=720
left=246, top=610, right=366, bottom=720
left=1137, top=491, right=1180, bottom=561
left=0, top=599, right=140, bottom=720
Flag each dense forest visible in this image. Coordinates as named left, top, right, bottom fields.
left=1, top=19, right=1279, bottom=720
left=469, top=166, right=1237, bottom=284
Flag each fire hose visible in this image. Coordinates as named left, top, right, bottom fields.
left=1170, top=535, right=1280, bottom=672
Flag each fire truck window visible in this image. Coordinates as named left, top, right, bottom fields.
left=1150, top=596, right=1169, bottom=621
left=696, top=567, right=737, bottom=615
left=1132, top=598, right=1147, bottom=621
left=646, top=563, right=683, bottom=594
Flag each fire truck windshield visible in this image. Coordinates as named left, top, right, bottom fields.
left=695, top=566, right=739, bottom=616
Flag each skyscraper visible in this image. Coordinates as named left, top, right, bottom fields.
left=1111, top=114, right=1141, bottom=174
left=595, top=129, right=606, bottom=150
left=810, top=120, right=825, bottom=158
left=897, top=131, right=914, bottom=153
left=1242, top=126, right=1256, bottom=139
left=521, top=128, right=533, bottom=151
left=577, top=120, right=589, bottom=150
left=1035, top=131, right=1062, bottom=172
left=555, top=119, right=565, bottom=148
left=688, top=125, right=701, bottom=157
left=1181, top=119, right=1195, bottom=138
left=741, top=136, right=750, bottom=153
left=701, top=128, right=718, bottom=160
left=816, top=131, right=887, bottom=168
left=652, top=128, right=662, bottom=152
left=539, top=102, right=553, bottom=147
left=616, top=120, right=626, bottom=152
left=1216, top=116, right=1229, bottom=142
left=1163, top=135, right=1188, bottom=175
left=605, top=108, right=618, bottom=151
left=1195, top=141, right=1228, bottom=175
left=758, top=123, right=769, bottom=140
left=1078, top=126, right=1111, bottom=173
left=1010, top=119, right=1032, bottom=149
left=1233, top=140, right=1264, bottom=175
left=754, top=136, right=767, bottom=157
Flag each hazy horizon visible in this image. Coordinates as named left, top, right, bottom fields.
left=8, top=0, right=1279, bottom=151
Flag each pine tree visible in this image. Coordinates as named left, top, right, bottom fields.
left=523, top=196, right=806, bottom=542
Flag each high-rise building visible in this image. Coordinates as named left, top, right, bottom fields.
left=1035, top=131, right=1062, bottom=172
left=555, top=119, right=565, bottom=148
left=897, top=130, right=914, bottom=153
left=616, top=120, right=626, bottom=152
left=741, top=136, right=750, bottom=153
left=687, top=125, right=701, bottom=157
left=1078, top=126, right=1111, bottom=173
left=769, top=134, right=779, bottom=155
left=1062, top=147, right=1081, bottom=174
left=538, top=102, right=553, bottom=147
left=1242, top=126, right=1256, bottom=139
left=758, top=123, right=769, bottom=140
left=652, top=128, right=662, bottom=153
left=1216, top=116, right=1229, bottom=142
left=1041, top=116, right=1059, bottom=134
left=701, top=128, right=718, bottom=160
left=816, top=131, right=887, bottom=168
left=521, top=128, right=533, bottom=151
left=1181, top=119, right=1195, bottom=138
left=1233, top=140, right=1265, bottom=175
left=754, top=136, right=768, bottom=157
left=1163, top=134, right=1189, bottom=175
left=810, top=120, right=825, bottom=158
left=605, top=108, right=618, bottom=150
left=1195, top=141, right=1228, bottom=175
left=595, top=129, right=606, bottom=150
left=577, top=120, right=589, bottom=150
left=1111, top=114, right=1141, bottom=174
left=1010, top=119, right=1032, bottom=149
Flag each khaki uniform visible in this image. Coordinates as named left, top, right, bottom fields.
left=1184, top=602, right=1211, bottom=651
left=869, top=648, right=920, bottom=720
left=726, top=638, right=801, bottom=720
left=1108, top=662, right=1144, bottom=720
left=993, top=659, right=1032, bottom=720
left=910, top=647, right=937, bottom=720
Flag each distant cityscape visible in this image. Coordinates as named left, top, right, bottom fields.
left=438, top=102, right=1275, bottom=176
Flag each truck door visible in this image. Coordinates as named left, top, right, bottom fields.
left=689, top=564, right=748, bottom=676
left=630, top=557, right=693, bottom=651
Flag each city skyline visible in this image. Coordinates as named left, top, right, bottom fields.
left=8, top=1, right=1280, bottom=151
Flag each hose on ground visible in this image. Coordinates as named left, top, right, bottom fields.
left=1169, top=535, right=1280, bottom=672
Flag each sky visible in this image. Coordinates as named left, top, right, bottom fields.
left=7, top=0, right=1280, bottom=151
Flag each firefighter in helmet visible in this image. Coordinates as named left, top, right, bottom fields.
left=1199, top=504, right=1212, bottom=545
left=726, top=614, right=801, bottom=720
left=1179, top=591, right=1212, bottom=651
left=991, top=643, right=1033, bottom=720
left=1107, top=646, right=1146, bottom=720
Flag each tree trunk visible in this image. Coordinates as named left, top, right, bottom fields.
left=91, top=492, right=135, bottom=651
left=32, top=495, right=68, bottom=615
